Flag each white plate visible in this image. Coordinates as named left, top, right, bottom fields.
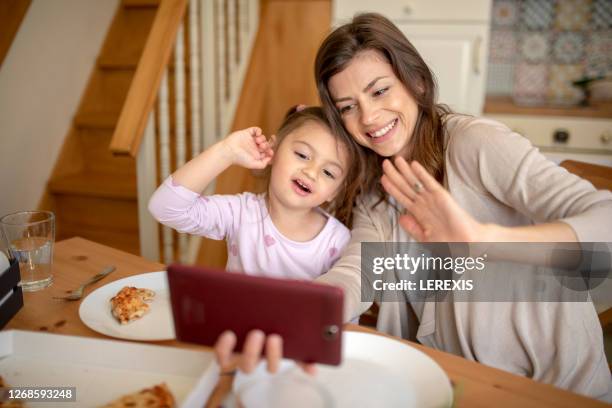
left=0, top=330, right=218, bottom=407
left=79, top=271, right=175, bottom=341
left=233, top=331, right=453, bottom=408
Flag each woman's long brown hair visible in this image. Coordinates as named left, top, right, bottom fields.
left=315, top=13, right=451, bottom=207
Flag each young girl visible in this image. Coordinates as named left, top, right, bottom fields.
left=148, top=106, right=363, bottom=280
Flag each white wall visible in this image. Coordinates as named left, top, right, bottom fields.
left=0, top=0, right=118, bottom=218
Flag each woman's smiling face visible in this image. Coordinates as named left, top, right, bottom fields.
left=328, top=50, right=419, bottom=158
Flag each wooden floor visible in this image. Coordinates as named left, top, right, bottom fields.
left=195, top=0, right=332, bottom=268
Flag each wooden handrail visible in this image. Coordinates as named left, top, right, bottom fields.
left=110, top=0, right=188, bottom=157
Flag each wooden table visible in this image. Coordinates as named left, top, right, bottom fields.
left=5, top=237, right=609, bottom=407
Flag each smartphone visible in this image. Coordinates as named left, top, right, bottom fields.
left=167, top=263, right=343, bottom=365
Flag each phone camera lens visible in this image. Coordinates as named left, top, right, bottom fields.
left=323, top=325, right=339, bottom=340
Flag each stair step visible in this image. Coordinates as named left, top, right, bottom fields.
left=55, top=195, right=139, bottom=231
left=49, top=172, right=137, bottom=199
left=78, top=129, right=136, bottom=176
left=97, top=7, right=159, bottom=72
left=57, top=224, right=141, bottom=255
left=80, top=69, right=134, bottom=115
left=74, top=111, right=119, bottom=129
left=97, top=56, right=190, bottom=72
left=97, top=56, right=138, bottom=70
left=123, top=0, right=160, bottom=8
left=55, top=195, right=140, bottom=255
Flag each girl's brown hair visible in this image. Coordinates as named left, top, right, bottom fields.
left=260, top=106, right=365, bottom=227
left=315, top=13, right=450, bottom=206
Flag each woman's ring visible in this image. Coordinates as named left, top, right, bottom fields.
left=414, top=181, right=424, bottom=193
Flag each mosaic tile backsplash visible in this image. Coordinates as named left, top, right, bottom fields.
left=487, top=0, right=612, bottom=106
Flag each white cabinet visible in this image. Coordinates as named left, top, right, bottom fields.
left=332, top=0, right=491, bottom=115
left=397, top=24, right=489, bottom=116
left=332, top=0, right=491, bottom=23
left=485, top=114, right=612, bottom=166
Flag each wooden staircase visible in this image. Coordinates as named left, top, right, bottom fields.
left=46, top=0, right=160, bottom=255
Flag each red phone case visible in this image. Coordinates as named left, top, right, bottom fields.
left=167, top=263, right=344, bottom=365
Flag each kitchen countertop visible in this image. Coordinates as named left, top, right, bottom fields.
left=484, top=96, right=612, bottom=119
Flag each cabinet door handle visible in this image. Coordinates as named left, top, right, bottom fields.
left=473, top=36, right=482, bottom=75
left=553, top=129, right=570, bottom=144
left=601, top=131, right=611, bottom=145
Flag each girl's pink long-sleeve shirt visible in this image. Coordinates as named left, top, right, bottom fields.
left=148, top=177, right=351, bottom=280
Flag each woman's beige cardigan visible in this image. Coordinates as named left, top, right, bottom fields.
left=317, top=115, right=612, bottom=400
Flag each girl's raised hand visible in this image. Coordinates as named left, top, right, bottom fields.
left=381, top=157, right=487, bottom=242
left=222, top=127, right=274, bottom=170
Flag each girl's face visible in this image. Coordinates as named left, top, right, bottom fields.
left=269, top=121, right=348, bottom=211
left=328, top=50, right=419, bottom=158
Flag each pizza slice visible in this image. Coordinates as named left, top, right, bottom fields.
left=135, top=288, right=155, bottom=302
left=110, top=286, right=156, bottom=325
left=100, top=383, right=175, bottom=408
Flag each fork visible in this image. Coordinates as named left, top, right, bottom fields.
left=53, top=265, right=116, bottom=301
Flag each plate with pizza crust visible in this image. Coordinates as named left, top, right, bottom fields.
left=79, top=271, right=176, bottom=341
left=232, top=331, right=453, bottom=408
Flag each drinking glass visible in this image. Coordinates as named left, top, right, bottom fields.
left=0, top=211, right=55, bottom=291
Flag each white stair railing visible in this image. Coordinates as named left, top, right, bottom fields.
left=136, top=0, right=259, bottom=264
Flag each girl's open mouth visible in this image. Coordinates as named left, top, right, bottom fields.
left=292, top=178, right=312, bottom=196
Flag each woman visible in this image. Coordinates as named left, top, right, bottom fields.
left=217, top=13, right=612, bottom=400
